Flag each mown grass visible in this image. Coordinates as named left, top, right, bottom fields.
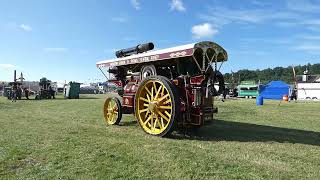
left=0, top=95, right=320, bottom=179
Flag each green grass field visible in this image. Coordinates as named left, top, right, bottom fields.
left=1, top=95, right=320, bottom=179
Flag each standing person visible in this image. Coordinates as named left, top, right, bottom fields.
left=17, top=85, right=22, bottom=100
left=49, top=86, right=55, bottom=99
left=11, top=84, right=17, bottom=102
left=291, top=88, right=297, bottom=102
left=223, top=88, right=228, bottom=99
left=24, top=88, right=30, bottom=100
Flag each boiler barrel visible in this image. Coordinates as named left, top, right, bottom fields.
left=115, top=42, right=154, bottom=58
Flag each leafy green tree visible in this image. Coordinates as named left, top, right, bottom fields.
left=224, top=63, right=320, bottom=85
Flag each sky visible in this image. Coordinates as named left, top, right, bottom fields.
left=0, top=0, right=320, bottom=82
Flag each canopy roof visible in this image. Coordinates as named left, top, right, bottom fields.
left=96, top=41, right=228, bottom=68
left=265, top=80, right=290, bottom=88
left=259, top=81, right=290, bottom=100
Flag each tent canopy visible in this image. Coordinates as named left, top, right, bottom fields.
left=259, top=80, right=290, bottom=100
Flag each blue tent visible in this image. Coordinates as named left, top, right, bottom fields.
left=259, top=81, right=290, bottom=100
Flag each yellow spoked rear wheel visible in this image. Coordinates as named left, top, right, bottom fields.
left=135, top=76, right=178, bottom=136
left=104, top=97, right=122, bottom=125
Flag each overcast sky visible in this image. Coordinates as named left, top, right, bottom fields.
left=1, top=0, right=320, bottom=82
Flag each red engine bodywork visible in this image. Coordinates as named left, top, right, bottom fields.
left=98, top=41, right=228, bottom=128
left=111, top=74, right=216, bottom=127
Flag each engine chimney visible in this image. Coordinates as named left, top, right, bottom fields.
left=14, top=70, right=17, bottom=82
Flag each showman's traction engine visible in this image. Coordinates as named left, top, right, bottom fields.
left=96, top=41, right=227, bottom=137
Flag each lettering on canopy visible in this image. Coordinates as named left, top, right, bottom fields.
left=97, top=48, right=193, bottom=68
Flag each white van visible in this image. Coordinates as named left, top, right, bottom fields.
left=297, top=83, right=320, bottom=100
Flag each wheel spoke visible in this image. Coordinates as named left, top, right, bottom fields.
left=159, top=105, right=172, bottom=110
left=113, top=113, right=116, bottom=121
left=153, top=82, right=158, bottom=97
left=145, top=86, right=152, bottom=97
left=155, top=115, right=162, bottom=129
left=139, top=97, right=149, bottom=103
left=144, top=110, right=150, bottom=118
left=158, top=110, right=170, bottom=122
left=139, top=108, right=149, bottom=113
left=143, top=103, right=149, bottom=107
left=108, top=101, right=112, bottom=110
left=154, top=85, right=162, bottom=100
left=157, top=94, right=170, bottom=102
left=161, top=85, right=165, bottom=96
left=146, top=94, right=151, bottom=102
left=151, top=86, right=154, bottom=100
left=110, top=113, right=115, bottom=122
left=153, top=116, right=158, bottom=129
left=165, top=110, right=171, bottom=118
left=150, top=114, right=154, bottom=129
left=110, top=101, right=113, bottom=108
left=160, top=117, right=164, bottom=128
left=163, top=99, right=171, bottom=105
left=144, top=115, right=152, bottom=125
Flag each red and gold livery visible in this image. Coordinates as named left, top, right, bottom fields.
left=97, top=41, right=227, bottom=137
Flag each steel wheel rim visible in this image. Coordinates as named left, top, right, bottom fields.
left=104, top=98, right=119, bottom=124
left=137, top=80, right=173, bottom=135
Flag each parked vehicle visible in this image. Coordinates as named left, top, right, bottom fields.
left=96, top=41, right=228, bottom=137
left=297, top=83, right=320, bottom=100
left=237, top=81, right=259, bottom=98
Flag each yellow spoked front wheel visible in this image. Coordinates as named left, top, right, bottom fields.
left=135, top=76, right=179, bottom=136
left=104, top=97, right=122, bottom=125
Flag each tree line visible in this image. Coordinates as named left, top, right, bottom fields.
left=223, top=63, right=320, bottom=85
